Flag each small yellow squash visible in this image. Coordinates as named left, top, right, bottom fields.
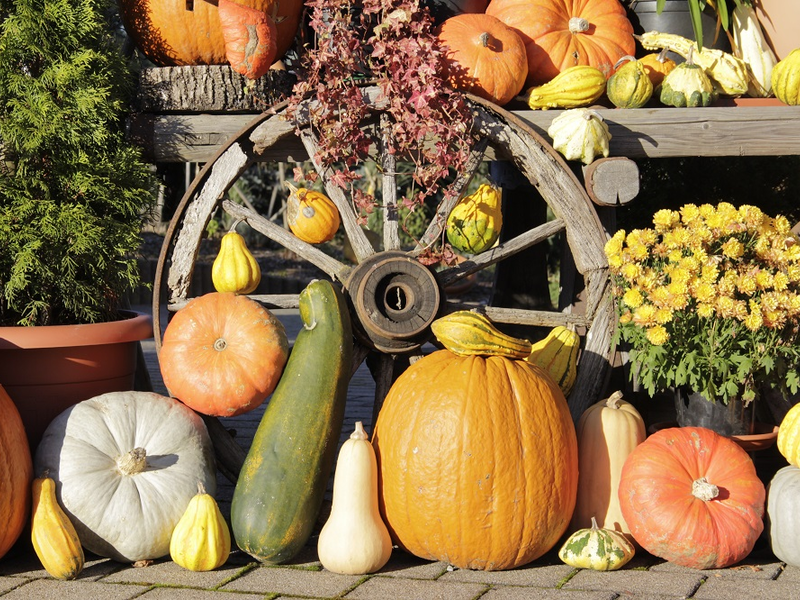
left=169, top=482, right=231, bottom=572
left=212, top=228, right=261, bottom=294
left=777, top=401, right=800, bottom=467
left=431, top=310, right=532, bottom=359
left=31, top=474, right=84, bottom=580
left=558, top=516, right=635, bottom=571
left=772, top=48, right=800, bottom=106
left=606, top=56, right=653, bottom=109
left=285, top=182, right=341, bottom=244
left=547, top=108, right=611, bottom=166
left=659, top=49, right=716, bottom=108
left=638, top=48, right=676, bottom=89
left=521, top=65, right=607, bottom=110
left=446, top=183, right=503, bottom=255
left=525, top=325, right=580, bottom=395
left=317, top=422, right=392, bottom=574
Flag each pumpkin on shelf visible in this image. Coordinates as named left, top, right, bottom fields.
left=638, top=48, right=676, bottom=90
left=317, top=422, right=393, bottom=575
left=771, top=48, right=800, bottom=106
left=170, top=482, right=231, bottom=572
left=618, top=426, right=765, bottom=570
left=606, top=56, right=653, bottom=109
left=218, top=0, right=278, bottom=79
left=558, top=516, right=635, bottom=571
left=445, top=183, right=504, bottom=254
left=521, top=65, right=607, bottom=110
left=285, top=182, right=341, bottom=244
left=659, top=48, right=716, bottom=108
left=373, top=349, right=578, bottom=571
left=33, top=391, right=218, bottom=563
left=547, top=108, right=611, bottom=165
left=485, top=0, right=635, bottom=86
left=118, top=0, right=301, bottom=68
left=160, top=292, right=289, bottom=417
left=571, top=391, right=645, bottom=540
left=212, top=227, right=262, bottom=295
left=30, top=473, right=84, bottom=580
left=0, top=384, right=33, bottom=561
left=437, top=13, right=528, bottom=106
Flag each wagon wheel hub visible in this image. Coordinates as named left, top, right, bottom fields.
left=345, top=251, right=442, bottom=354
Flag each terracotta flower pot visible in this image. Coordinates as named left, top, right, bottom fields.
left=0, top=311, right=153, bottom=449
left=754, top=0, right=800, bottom=60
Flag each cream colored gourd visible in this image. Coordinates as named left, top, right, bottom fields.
left=547, top=108, right=611, bottom=165
left=558, top=516, right=635, bottom=571
left=170, top=482, right=231, bottom=571
left=731, top=2, right=776, bottom=97
left=31, top=474, right=84, bottom=580
left=571, top=391, right=645, bottom=540
left=317, top=422, right=392, bottom=574
left=638, top=31, right=749, bottom=96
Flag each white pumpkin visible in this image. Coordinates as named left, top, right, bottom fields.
left=34, top=391, right=217, bottom=563
left=547, top=108, right=611, bottom=165
left=767, top=465, right=800, bottom=567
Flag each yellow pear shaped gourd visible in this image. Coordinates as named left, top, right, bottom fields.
left=212, top=229, right=261, bottom=294
left=446, top=183, right=502, bottom=255
left=285, top=182, right=341, bottom=244
left=772, top=48, right=800, bottom=106
left=31, top=474, right=84, bottom=580
left=317, top=422, right=392, bottom=574
left=169, top=482, right=231, bottom=572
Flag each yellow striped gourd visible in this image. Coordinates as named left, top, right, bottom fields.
left=525, top=325, right=580, bottom=395
left=430, top=311, right=532, bottom=359
left=521, top=65, right=607, bottom=110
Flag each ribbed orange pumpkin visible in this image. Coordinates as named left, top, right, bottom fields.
left=485, top=0, right=635, bottom=86
left=437, top=13, right=529, bottom=106
left=118, top=0, right=301, bottom=67
left=159, top=293, right=289, bottom=417
left=618, top=427, right=765, bottom=570
left=372, top=350, right=578, bottom=571
left=0, top=384, right=33, bottom=560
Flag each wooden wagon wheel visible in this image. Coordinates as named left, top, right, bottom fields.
left=152, top=86, right=615, bottom=480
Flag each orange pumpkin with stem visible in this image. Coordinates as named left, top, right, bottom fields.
left=437, top=13, right=528, bottom=106
left=372, top=350, right=578, bottom=571
left=485, top=0, right=635, bottom=86
left=0, top=384, right=33, bottom=560
left=618, top=426, right=765, bottom=569
left=160, top=292, right=289, bottom=417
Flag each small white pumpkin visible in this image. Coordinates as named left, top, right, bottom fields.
left=34, top=391, right=217, bottom=563
left=558, top=516, right=635, bottom=571
left=317, top=421, right=393, bottom=574
left=767, top=465, right=800, bottom=567
left=547, top=108, right=611, bottom=165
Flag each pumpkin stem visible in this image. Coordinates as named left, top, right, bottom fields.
left=691, top=477, right=719, bottom=502
left=605, top=390, right=624, bottom=409
left=213, top=338, right=228, bottom=352
left=228, top=219, right=244, bottom=233
left=351, top=421, right=369, bottom=441
left=117, top=448, right=147, bottom=476
left=301, top=205, right=317, bottom=218
left=568, top=17, right=590, bottom=34
left=197, top=481, right=207, bottom=495
left=590, top=516, right=600, bottom=530
left=479, top=32, right=491, bottom=48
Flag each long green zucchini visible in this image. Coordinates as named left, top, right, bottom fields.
left=231, top=279, right=353, bottom=564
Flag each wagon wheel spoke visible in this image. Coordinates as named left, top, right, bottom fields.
left=414, top=137, right=489, bottom=253
left=379, top=114, right=402, bottom=252
left=222, top=200, right=350, bottom=282
left=298, top=129, right=375, bottom=263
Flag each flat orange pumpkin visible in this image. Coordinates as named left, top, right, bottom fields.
left=0, top=384, right=33, bottom=560
left=372, top=350, right=578, bottom=571
left=159, top=293, right=289, bottom=417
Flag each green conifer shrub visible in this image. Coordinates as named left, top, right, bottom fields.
left=0, top=0, right=155, bottom=326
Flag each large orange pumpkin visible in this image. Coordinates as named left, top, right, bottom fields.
left=437, top=13, right=529, bottom=106
left=618, top=427, right=765, bottom=570
left=0, top=384, right=33, bottom=560
left=118, top=0, right=302, bottom=67
left=372, top=350, right=578, bottom=571
left=159, top=293, right=289, bottom=417
left=485, top=0, right=636, bottom=86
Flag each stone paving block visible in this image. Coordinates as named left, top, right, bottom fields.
left=136, top=588, right=264, bottom=599
left=690, top=576, right=800, bottom=600
left=649, top=558, right=784, bottom=580
left=102, top=557, right=243, bottom=588
left=440, top=562, right=574, bottom=588
left=344, top=575, right=487, bottom=600
left=0, top=578, right=149, bottom=600
left=778, top=564, right=800, bottom=581
left=482, top=587, right=617, bottom=600
left=563, top=569, right=704, bottom=598
left=221, top=564, right=361, bottom=597
left=373, top=554, right=449, bottom=579
left=0, top=577, right=27, bottom=594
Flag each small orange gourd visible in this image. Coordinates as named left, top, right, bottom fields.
left=437, top=13, right=528, bottom=106
left=218, top=0, right=278, bottom=79
left=285, top=182, right=341, bottom=244
left=638, top=48, right=676, bottom=89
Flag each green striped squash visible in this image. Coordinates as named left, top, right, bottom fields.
left=558, top=517, right=635, bottom=571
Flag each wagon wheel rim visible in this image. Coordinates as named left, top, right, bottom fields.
left=152, top=86, right=614, bottom=427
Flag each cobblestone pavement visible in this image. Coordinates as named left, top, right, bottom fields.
left=1, top=307, right=798, bottom=599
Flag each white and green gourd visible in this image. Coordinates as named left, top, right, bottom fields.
left=558, top=517, right=635, bottom=571
left=547, top=108, right=611, bottom=166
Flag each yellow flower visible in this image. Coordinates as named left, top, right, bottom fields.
left=774, top=215, right=791, bottom=235
left=739, top=205, right=765, bottom=228
left=623, top=288, right=644, bottom=308
left=755, top=269, right=774, bottom=290
left=621, top=262, right=641, bottom=282
left=653, top=209, right=680, bottom=231
left=655, top=308, right=673, bottom=324
left=666, top=281, right=689, bottom=309
left=608, top=253, right=623, bottom=270
left=646, top=325, right=669, bottom=346
left=619, top=311, right=633, bottom=325
left=680, top=204, right=701, bottom=224
left=670, top=266, right=692, bottom=284
left=773, top=271, right=789, bottom=292
left=717, top=296, right=736, bottom=318
left=701, top=263, right=719, bottom=283
left=744, top=300, right=763, bottom=331
left=722, top=238, right=744, bottom=259
left=697, top=303, right=715, bottom=318
left=633, top=304, right=658, bottom=327
left=604, top=230, right=625, bottom=258
left=737, top=272, right=757, bottom=295
left=693, top=280, right=716, bottom=304
left=650, top=286, right=672, bottom=307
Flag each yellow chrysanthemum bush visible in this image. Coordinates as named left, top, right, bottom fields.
left=606, top=202, right=800, bottom=406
